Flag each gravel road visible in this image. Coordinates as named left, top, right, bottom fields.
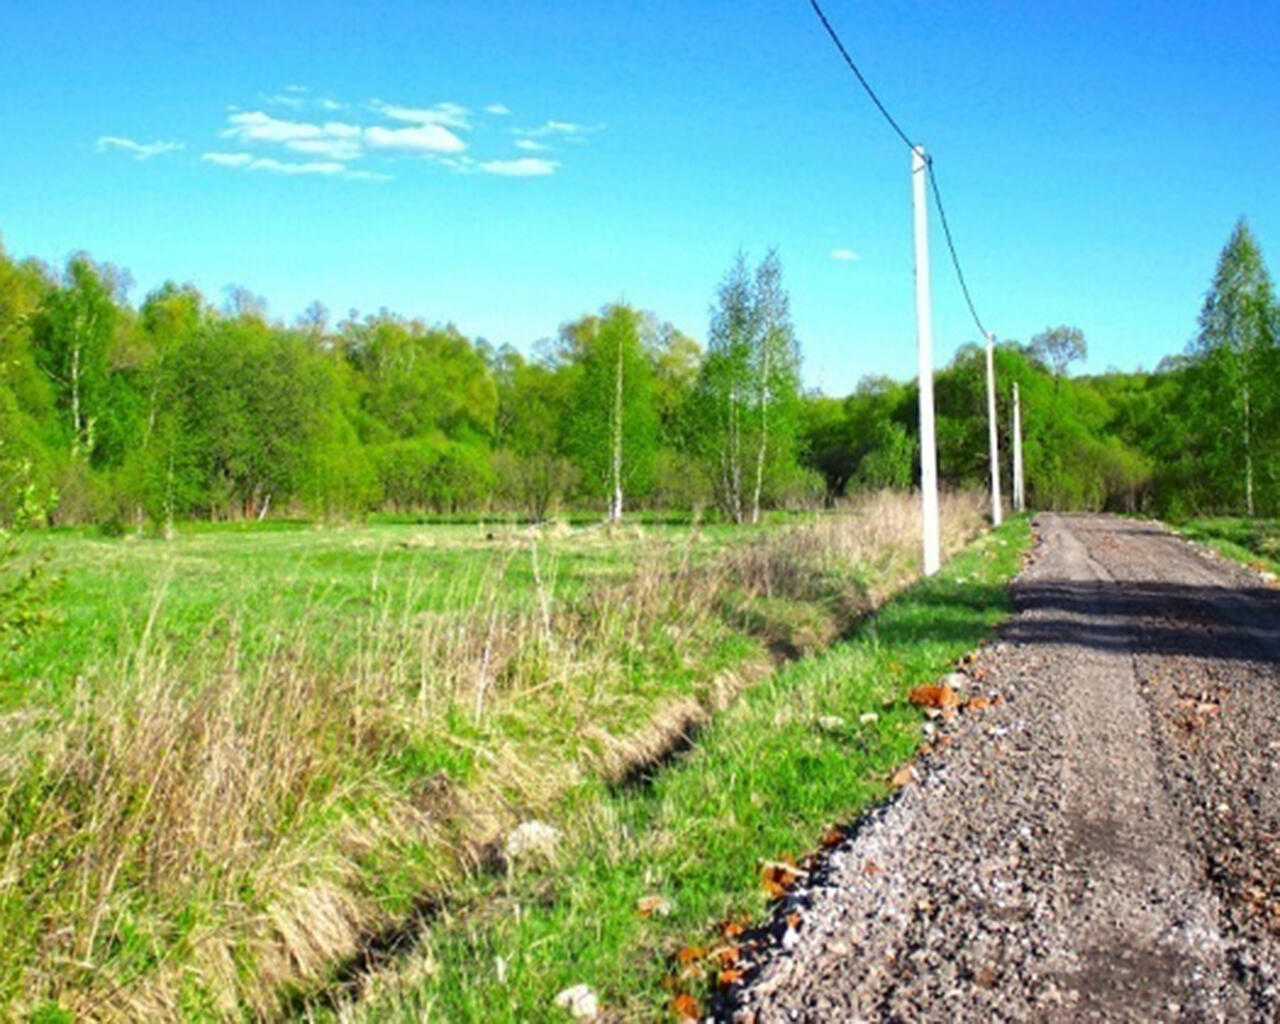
left=731, top=514, right=1280, bottom=1022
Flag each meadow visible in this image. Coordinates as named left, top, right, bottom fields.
left=0, top=492, right=1022, bottom=1019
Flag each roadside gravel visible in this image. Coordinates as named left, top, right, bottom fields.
left=731, top=514, right=1280, bottom=1022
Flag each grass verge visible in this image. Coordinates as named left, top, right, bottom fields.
left=336, top=516, right=1032, bottom=1022
left=1173, top=516, right=1280, bottom=577
left=2, top=492, right=989, bottom=1018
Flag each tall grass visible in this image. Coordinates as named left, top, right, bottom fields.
left=0, top=491, right=986, bottom=1018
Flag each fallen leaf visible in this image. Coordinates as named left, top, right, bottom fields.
left=671, top=992, right=700, bottom=1020
left=714, top=945, right=741, bottom=967
left=918, top=743, right=934, bottom=756
left=821, top=826, right=845, bottom=848
left=975, top=964, right=997, bottom=988
left=909, top=684, right=962, bottom=710
left=786, top=912, right=801, bottom=929
left=676, top=946, right=704, bottom=965
left=718, top=968, right=744, bottom=986
left=637, top=894, right=673, bottom=918
left=721, top=920, right=746, bottom=939
left=864, top=860, right=883, bottom=875
left=968, top=696, right=991, bottom=711
left=890, top=764, right=918, bottom=788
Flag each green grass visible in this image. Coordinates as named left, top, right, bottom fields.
left=1, top=519, right=756, bottom=710
left=2, top=494, right=999, bottom=1017
left=339, top=517, right=1032, bottom=1022
left=1173, top=516, right=1280, bottom=575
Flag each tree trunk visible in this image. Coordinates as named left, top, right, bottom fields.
left=70, top=343, right=83, bottom=458
left=1244, top=382, right=1255, bottom=516
left=750, top=342, right=772, bottom=525
left=609, top=332, right=624, bottom=522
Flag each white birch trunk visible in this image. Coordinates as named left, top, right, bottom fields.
left=609, top=331, right=624, bottom=521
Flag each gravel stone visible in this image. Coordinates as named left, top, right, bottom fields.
left=730, top=514, right=1280, bottom=1022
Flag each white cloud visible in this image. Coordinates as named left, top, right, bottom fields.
left=264, top=92, right=307, bottom=110
left=96, top=136, right=184, bottom=160
left=484, top=103, right=511, bottom=115
left=283, top=84, right=308, bottom=93
left=514, top=138, right=549, bottom=152
left=319, top=98, right=345, bottom=111
left=365, top=124, right=466, bottom=154
left=286, top=137, right=364, bottom=160
left=223, top=110, right=367, bottom=160
left=831, top=248, right=861, bottom=261
left=514, top=120, right=598, bottom=139
left=202, top=151, right=388, bottom=181
left=202, top=151, right=253, bottom=167
left=479, top=157, right=559, bottom=177
left=371, top=100, right=471, bottom=130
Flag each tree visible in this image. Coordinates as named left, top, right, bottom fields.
left=694, top=251, right=801, bottom=522
left=29, top=255, right=127, bottom=459
left=1030, top=325, right=1087, bottom=383
left=564, top=304, right=658, bottom=520
left=1187, top=218, right=1279, bottom=515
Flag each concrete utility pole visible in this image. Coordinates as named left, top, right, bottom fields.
left=1012, top=381, right=1025, bottom=513
left=912, top=145, right=941, bottom=575
left=985, top=331, right=1002, bottom=526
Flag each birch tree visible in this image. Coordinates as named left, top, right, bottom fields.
left=1190, top=218, right=1279, bottom=516
left=30, top=255, right=125, bottom=460
left=695, top=251, right=800, bottom=523
left=565, top=304, right=658, bottom=520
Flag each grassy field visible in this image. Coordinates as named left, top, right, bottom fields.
left=1174, top=516, right=1280, bottom=577
left=0, top=492, right=1013, bottom=1019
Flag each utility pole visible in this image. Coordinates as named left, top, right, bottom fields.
left=1012, top=381, right=1025, bottom=513
left=912, top=146, right=941, bottom=575
left=985, top=331, right=1002, bottom=526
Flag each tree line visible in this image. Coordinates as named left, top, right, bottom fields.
left=1, top=219, right=1276, bottom=530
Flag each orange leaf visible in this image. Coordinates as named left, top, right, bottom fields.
left=676, top=946, right=704, bottom=965
left=890, top=764, right=918, bottom=789
left=864, top=860, right=883, bottom=875
left=968, top=696, right=991, bottom=711
left=715, top=945, right=741, bottom=967
left=718, top=968, right=744, bottom=986
left=786, top=912, right=801, bottom=929
left=908, top=684, right=961, bottom=710
left=821, top=826, right=845, bottom=848
left=671, top=992, right=700, bottom=1020
left=721, top=920, right=746, bottom=939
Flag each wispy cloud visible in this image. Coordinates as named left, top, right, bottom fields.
left=371, top=100, right=471, bottom=130
left=96, top=136, right=184, bottom=160
left=479, top=157, right=559, bottom=177
left=365, top=124, right=467, bottom=154
left=831, top=248, right=861, bottom=261
left=201, top=152, right=253, bottom=167
left=514, top=120, right=599, bottom=139
left=201, top=151, right=388, bottom=181
left=116, top=93, right=591, bottom=185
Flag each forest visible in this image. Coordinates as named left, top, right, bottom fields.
left=1, top=218, right=1277, bottom=531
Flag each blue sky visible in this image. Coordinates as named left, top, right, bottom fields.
left=1, top=1, right=1277, bottom=394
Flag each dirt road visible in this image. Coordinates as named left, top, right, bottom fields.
left=732, top=514, right=1280, bottom=1022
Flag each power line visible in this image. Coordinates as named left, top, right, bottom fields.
left=927, top=162, right=988, bottom=338
left=806, top=0, right=915, bottom=151
left=805, top=0, right=990, bottom=339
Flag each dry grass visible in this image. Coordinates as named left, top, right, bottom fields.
left=0, top=490, right=986, bottom=1019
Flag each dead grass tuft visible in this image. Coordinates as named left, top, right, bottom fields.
left=0, top=489, right=987, bottom=1016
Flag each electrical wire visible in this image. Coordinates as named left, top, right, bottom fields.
left=806, top=0, right=991, bottom=339
left=927, top=163, right=988, bottom=338
left=806, top=0, right=915, bottom=151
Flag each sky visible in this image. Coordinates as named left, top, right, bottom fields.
left=1, top=1, right=1278, bottom=395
